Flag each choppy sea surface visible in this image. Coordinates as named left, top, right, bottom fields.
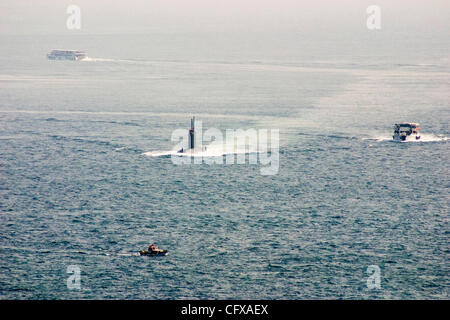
left=0, top=34, right=449, bottom=299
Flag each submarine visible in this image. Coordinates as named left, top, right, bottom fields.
left=177, top=117, right=206, bottom=154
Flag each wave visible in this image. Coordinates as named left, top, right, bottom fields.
left=363, top=134, right=448, bottom=142
left=143, top=138, right=268, bottom=158
left=0, top=246, right=142, bottom=257
left=81, top=57, right=154, bottom=64
left=143, top=146, right=263, bottom=158
left=80, top=57, right=116, bottom=62
left=0, top=110, right=278, bottom=121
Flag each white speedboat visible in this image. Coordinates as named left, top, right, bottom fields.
left=47, top=49, right=87, bottom=61
left=393, top=123, right=421, bottom=141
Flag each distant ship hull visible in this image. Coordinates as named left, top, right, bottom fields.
left=47, top=49, right=87, bottom=61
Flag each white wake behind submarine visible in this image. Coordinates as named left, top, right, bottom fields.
left=143, top=117, right=264, bottom=158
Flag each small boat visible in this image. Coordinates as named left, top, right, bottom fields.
left=393, top=123, right=421, bottom=141
left=139, top=250, right=168, bottom=256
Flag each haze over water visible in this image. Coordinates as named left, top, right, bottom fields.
left=0, top=1, right=449, bottom=299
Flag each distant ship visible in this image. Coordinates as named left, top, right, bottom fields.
left=47, top=49, right=87, bottom=61
left=393, top=123, right=421, bottom=141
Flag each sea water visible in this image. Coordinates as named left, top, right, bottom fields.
left=0, top=32, right=448, bottom=299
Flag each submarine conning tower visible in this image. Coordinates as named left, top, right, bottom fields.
left=189, top=117, right=195, bottom=149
